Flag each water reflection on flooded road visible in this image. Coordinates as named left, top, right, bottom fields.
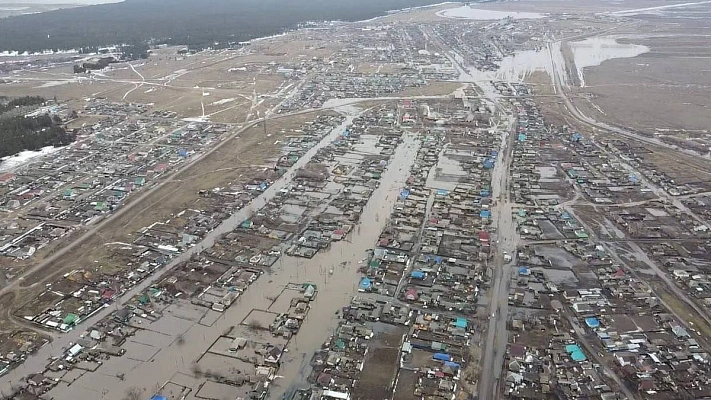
left=270, top=132, right=420, bottom=399
left=48, top=112, right=420, bottom=400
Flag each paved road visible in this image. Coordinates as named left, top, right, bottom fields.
left=478, top=112, right=518, bottom=400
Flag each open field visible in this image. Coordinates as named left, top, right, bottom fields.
left=0, top=48, right=299, bottom=123
left=574, top=16, right=711, bottom=134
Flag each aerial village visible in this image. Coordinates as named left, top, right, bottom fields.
left=1, top=7, right=711, bottom=400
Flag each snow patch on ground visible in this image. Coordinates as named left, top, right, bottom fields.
left=0, top=146, right=63, bottom=173
left=210, top=98, right=237, bottom=106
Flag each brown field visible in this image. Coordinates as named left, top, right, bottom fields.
left=575, top=15, right=711, bottom=133
left=395, top=81, right=463, bottom=97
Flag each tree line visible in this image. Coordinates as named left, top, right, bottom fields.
left=0, top=97, right=75, bottom=160
left=0, top=0, right=445, bottom=54
left=0, top=96, right=45, bottom=114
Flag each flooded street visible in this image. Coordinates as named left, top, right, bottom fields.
left=479, top=111, right=519, bottom=400
left=4, top=3, right=711, bottom=399
left=10, top=108, right=421, bottom=400
left=0, top=109, right=363, bottom=396
left=270, top=132, right=420, bottom=399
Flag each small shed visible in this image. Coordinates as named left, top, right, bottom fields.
left=230, top=337, right=248, bottom=351
left=68, top=343, right=83, bottom=357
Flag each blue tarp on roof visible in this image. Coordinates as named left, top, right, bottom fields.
left=411, top=271, right=425, bottom=279
left=400, top=189, right=410, bottom=199
left=359, top=277, right=372, bottom=290
left=480, top=210, right=491, bottom=218
left=434, top=256, right=443, bottom=264
left=480, top=189, right=490, bottom=197
left=151, top=396, right=168, bottom=400
left=518, top=267, right=530, bottom=275
left=585, top=317, right=600, bottom=328
left=437, top=189, right=449, bottom=196
left=444, top=361, right=460, bottom=368
left=433, top=353, right=451, bottom=361
left=455, top=317, right=467, bottom=328
left=518, top=133, right=527, bottom=142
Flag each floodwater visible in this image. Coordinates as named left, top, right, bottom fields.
left=5, top=113, right=422, bottom=400
left=469, top=37, right=647, bottom=88
left=493, top=46, right=566, bottom=83
left=478, top=113, right=516, bottom=400
left=425, top=147, right=466, bottom=191
left=567, top=37, right=649, bottom=87
left=452, top=43, right=566, bottom=92
left=0, top=0, right=121, bottom=4
left=272, top=133, right=421, bottom=400
left=436, top=6, right=544, bottom=20
left=610, top=0, right=711, bottom=17
left=0, top=110, right=359, bottom=395
left=536, top=166, right=557, bottom=179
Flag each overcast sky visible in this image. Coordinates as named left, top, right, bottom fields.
left=0, top=0, right=122, bottom=4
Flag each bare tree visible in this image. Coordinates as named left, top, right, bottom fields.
left=124, top=387, right=142, bottom=400
left=247, top=319, right=263, bottom=330
left=191, top=362, right=203, bottom=377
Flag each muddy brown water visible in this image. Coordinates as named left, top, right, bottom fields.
left=6, top=124, right=420, bottom=400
